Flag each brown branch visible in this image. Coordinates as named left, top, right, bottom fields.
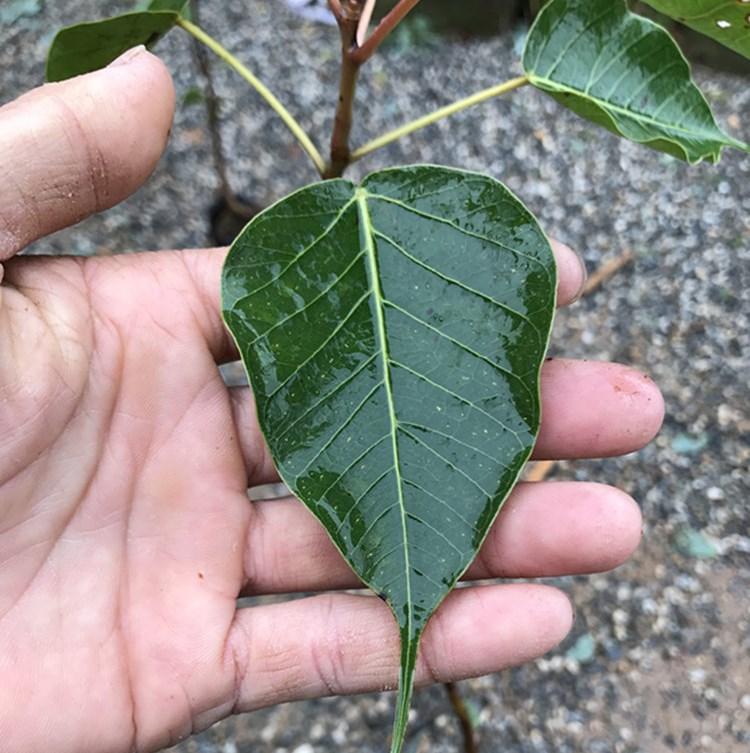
left=340, top=0, right=367, bottom=24
left=325, top=55, right=360, bottom=177
left=581, top=249, right=635, bottom=296
left=327, top=0, right=343, bottom=21
left=444, top=682, right=478, bottom=753
left=324, top=1, right=367, bottom=177
left=352, top=0, right=422, bottom=63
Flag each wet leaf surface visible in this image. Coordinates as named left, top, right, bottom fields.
left=643, top=0, right=750, bottom=60
left=523, top=0, right=747, bottom=162
left=222, top=165, right=556, bottom=752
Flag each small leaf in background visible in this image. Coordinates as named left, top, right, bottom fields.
left=46, top=11, right=180, bottom=82
left=141, top=0, right=192, bottom=19
left=673, top=527, right=719, bottom=559
left=0, top=0, right=42, bottom=24
left=523, top=0, right=747, bottom=163
left=182, top=86, right=206, bottom=107
left=671, top=431, right=709, bottom=455
left=642, top=0, right=750, bottom=61
left=566, top=632, right=596, bottom=664
left=222, top=165, right=557, bottom=753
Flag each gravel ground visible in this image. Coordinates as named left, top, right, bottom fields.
left=1, top=1, right=749, bottom=752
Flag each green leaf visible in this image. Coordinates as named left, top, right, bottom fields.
left=222, top=165, right=556, bottom=753
left=182, top=86, right=205, bottom=107
left=138, top=0, right=192, bottom=19
left=522, top=0, right=747, bottom=163
left=46, top=11, right=179, bottom=82
left=642, top=0, right=750, bottom=60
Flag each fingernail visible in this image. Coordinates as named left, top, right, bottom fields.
left=108, top=45, right=147, bottom=68
left=570, top=251, right=588, bottom=303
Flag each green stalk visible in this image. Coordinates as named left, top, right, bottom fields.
left=177, top=18, right=327, bottom=176
left=350, top=75, right=529, bottom=163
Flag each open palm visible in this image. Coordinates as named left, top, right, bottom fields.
left=0, top=50, right=663, bottom=753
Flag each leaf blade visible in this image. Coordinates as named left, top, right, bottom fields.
left=46, top=11, right=179, bottom=82
left=141, top=0, right=191, bottom=13
left=522, top=0, right=747, bottom=162
left=222, top=165, right=557, bottom=752
left=642, top=0, right=750, bottom=60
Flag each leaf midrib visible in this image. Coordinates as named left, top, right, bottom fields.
left=529, top=74, right=723, bottom=142
left=356, top=188, right=413, bottom=624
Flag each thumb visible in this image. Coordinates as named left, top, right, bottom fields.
left=0, top=46, right=175, bottom=261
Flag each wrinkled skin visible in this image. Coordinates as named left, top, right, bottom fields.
left=0, top=49, right=663, bottom=753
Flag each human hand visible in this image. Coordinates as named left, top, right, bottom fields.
left=0, top=48, right=663, bottom=753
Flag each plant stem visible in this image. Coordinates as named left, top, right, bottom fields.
left=352, top=0, right=423, bottom=63
left=324, top=1, right=366, bottom=178
left=326, top=55, right=360, bottom=178
left=444, top=682, right=478, bottom=753
left=188, top=0, right=237, bottom=212
left=327, top=0, right=343, bottom=21
left=177, top=18, right=327, bottom=176
left=350, top=75, right=529, bottom=162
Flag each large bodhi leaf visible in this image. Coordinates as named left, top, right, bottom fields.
left=642, top=0, right=750, bottom=60
left=46, top=11, right=181, bottom=82
left=222, top=165, right=556, bottom=752
left=523, top=0, right=747, bottom=163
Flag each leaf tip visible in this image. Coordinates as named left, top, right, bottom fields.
left=389, top=627, right=422, bottom=753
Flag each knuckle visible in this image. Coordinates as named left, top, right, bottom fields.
left=308, top=595, right=348, bottom=696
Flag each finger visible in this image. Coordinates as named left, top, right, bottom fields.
left=535, top=358, right=664, bottom=459
left=230, top=358, right=663, bottom=485
left=242, top=481, right=641, bottom=594
left=0, top=47, right=174, bottom=260
left=227, top=584, right=572, bottom=710
left=549, top=239, right=586, bottom=305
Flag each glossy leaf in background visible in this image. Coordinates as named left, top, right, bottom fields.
left=222, top=165, right=557, bottom=753
left=46, top=11, right=181, bottom=82
left=523, top=0, right=748, bottom=163
left=642, top=0, right=750, bottom=60
left=139, top=0, right=191, bottom=14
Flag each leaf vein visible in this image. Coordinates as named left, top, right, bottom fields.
left=374, top=229, right=543, bottom=349
left=383, top=299, right=536, bottom=406
left=290, top=379, right=385, bottom=480
left=402, top=478, right=478, bottom=533
left=238, top=196, right=357, bottom=302
left=332, top=465, right=396, bottom=538
left=390, top=358, right=526, bottom=449
left=264, top=291, right=370, bottom=404
left=368, top=194, right=553, bottom=286
left=399, top=426, right=496, bottom=500
left=273, top=353, right=379, bottom=442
